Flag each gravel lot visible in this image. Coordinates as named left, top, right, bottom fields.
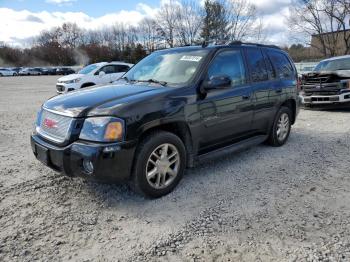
left=0, top=76, right=350, bottom=261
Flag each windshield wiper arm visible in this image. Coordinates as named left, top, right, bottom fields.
left=135, top=79, right=167, bottom=86
left=120, top=76, right=131, bottom=82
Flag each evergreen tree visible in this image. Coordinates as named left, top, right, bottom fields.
left=200, top=0, right=229, bottom=41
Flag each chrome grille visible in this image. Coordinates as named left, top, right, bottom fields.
left=37, top=109, right=73, bottom=143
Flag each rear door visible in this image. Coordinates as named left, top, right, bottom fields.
left=198, top=48, right=254, bottom=149
left=244, top=47, right=278, bottom=133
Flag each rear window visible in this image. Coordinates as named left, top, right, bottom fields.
left=245, top=48, right=268, bottom=82
left=267, top=50, right=294, bottom=79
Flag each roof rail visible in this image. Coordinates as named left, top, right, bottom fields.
left=201, top=40, right=228, bottom=48
left=228, top=41, right=281, bottom=49
left=200, top=40, right=281, bottom=50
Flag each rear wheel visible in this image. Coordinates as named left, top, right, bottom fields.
left=267, top=106, right=292, bottom=146
left=130, top=131, right=186, bottom=198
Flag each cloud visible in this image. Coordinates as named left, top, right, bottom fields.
left=46, top=0, right=76, bottom=5
left=253, top=0, right=291, bottom=15
left=0, top=0, right=294, bottom=47
left=23, top=14, right=44, bottom=23
left=0, top=6, right=154, bottom=46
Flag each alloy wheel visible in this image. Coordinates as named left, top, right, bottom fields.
left=276, top=113, right=290, bottom=141
left=145, top=143, right=180, bottom=189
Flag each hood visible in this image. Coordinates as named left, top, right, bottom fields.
left=304, top=70, right=350, bottom=78
left=58, top=74, right=84, bottom=82
left=43, top=83, right=170, bottom=117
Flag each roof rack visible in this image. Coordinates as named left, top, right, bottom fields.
left=201, top=40, right=280, bottom=50
left=228, top=41, right=281, bottom=49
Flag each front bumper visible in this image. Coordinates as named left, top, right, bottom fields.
left=31, top=134, right=136, bottom=182
left=300, top=92, right=350, bottom=105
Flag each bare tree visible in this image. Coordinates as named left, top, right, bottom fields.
left=226, top=0, right=258, bottom=41
left=288, top=0, right=350, bottom=57
left=156, top=0, right=179, bottom=47
left=138, top=18, right=159, bottom=52
left=175, top=0, right=202, bottom=45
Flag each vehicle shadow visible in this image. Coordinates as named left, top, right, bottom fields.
left=79, top=126, right=343, bottom=210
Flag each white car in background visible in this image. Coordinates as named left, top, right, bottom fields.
left=56, top=62, right=133, bottom=93
left=0, top=68, right=17, bottom=76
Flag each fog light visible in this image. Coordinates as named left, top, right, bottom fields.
left=83, top=159, right=94, bottom=174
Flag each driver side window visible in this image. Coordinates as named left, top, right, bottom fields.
left=207, top=50, right=246, bottom=87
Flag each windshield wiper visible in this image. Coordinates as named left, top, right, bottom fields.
left=136, top=79, right=168, bottom=86
left=120, top=76, right=131, bottom=83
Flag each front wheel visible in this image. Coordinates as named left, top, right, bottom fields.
left=130, top=131, right=186, bottom=198
left=267, top=107, right=292, bottom=147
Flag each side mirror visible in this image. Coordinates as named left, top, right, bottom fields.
left=202, top=75, right=231, bottom=91
left=98, top=71, right=106, bottom=77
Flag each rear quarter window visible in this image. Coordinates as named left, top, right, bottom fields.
left=267, top=50, right=294, bottom=79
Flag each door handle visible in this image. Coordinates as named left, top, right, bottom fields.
left=275, top=89, right=282, bottom=93
left=242, top=95, right=250, bottom=100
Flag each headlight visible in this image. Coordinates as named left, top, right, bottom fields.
left=65, top=78, right=81, bottom=84
left=79, top=117, right=124, bottom=142
left=340, top=80, right=350, bottom=89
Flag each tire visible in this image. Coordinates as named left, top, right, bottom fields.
left=0, top=73, right=3, bottom=77
left=267, top=106, right=292, bottom=147
left=130, top=131, right=186, bottom=198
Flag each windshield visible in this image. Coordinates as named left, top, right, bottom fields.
left=123, top=49, right=210, bottom=85
left=314, top=58, right=350, bottom=71
left=78, top=64, right=98, bottom=74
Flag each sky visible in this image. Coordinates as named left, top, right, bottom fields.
left=0, top=0, right=293, bottom=47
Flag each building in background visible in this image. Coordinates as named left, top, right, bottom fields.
left=310, top=29, right=350, bottom=57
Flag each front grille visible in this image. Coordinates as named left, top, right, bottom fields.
left=37, top=109, right=73, bottom=143
left=304, top=76, right=331, bottom=84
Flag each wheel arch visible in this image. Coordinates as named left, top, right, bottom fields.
left=281, top=99, right=296, bottom=124
left=81, top=82, right=96, bottom=88
left=135, top=121, right=195, bottom=168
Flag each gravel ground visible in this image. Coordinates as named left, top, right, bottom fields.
left=0, top=76, right=350, bottom=261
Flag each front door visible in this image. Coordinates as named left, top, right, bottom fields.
left=198, top=49, right=254, bottom=150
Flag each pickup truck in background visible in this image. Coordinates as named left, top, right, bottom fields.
left=300, top=55, right=350, bottom=107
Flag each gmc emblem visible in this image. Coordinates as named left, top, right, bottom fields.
left=43, top=118, right=58, bottom=129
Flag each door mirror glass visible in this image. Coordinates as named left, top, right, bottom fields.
left=203, top=75, right=231, bottom=90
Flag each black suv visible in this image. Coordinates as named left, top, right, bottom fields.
left=31, top=42, right=300, bottom=198
left=56, top=67, right=75, bottom=75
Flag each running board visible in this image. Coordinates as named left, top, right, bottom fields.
left=195, top=135, right=268, bottom=164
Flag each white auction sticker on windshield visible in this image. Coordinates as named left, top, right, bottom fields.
left=180, top=56, right=202, bottom=62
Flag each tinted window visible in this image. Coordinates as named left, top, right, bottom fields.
left=245, top=48, right=268, bottom=82
left=116, top=65, right=130, bottom=72
left=100, top=65, right=116, bottom=74
left=267, top=50, right=294, bottom=79
left=262, top=50, right=276, bottom=79
left=207, top=49, right=246, bottom=87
